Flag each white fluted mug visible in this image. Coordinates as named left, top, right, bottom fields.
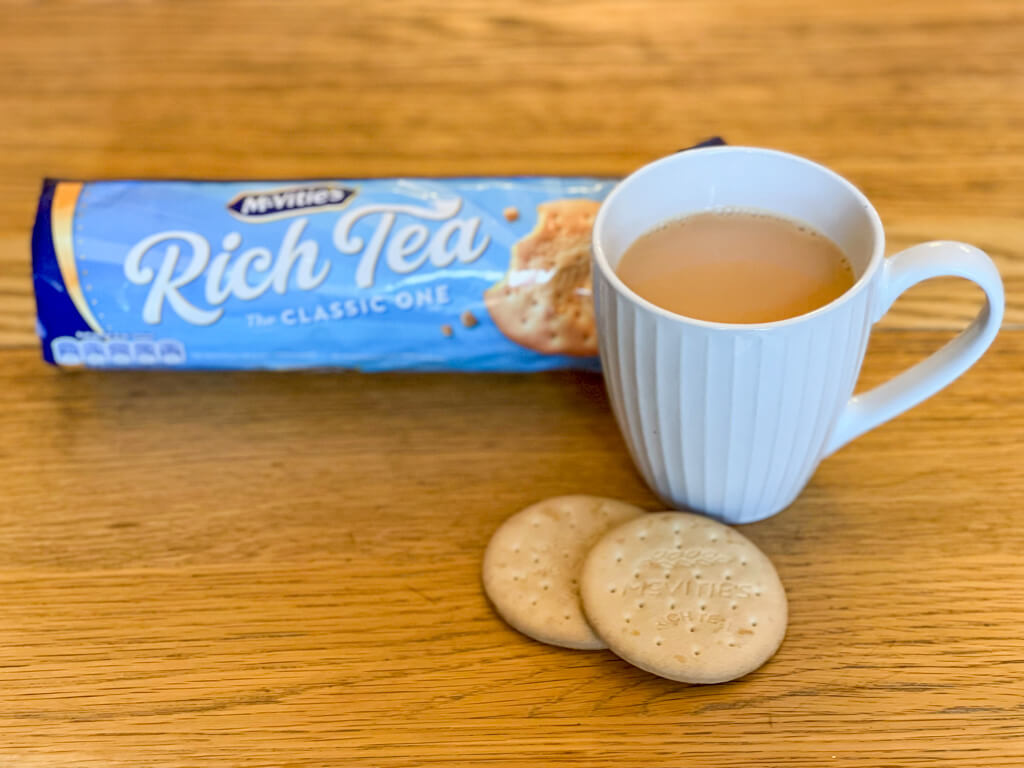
left=592, top=147, right=1004, bottom=524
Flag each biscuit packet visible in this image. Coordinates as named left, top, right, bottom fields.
left=31, top=176, right=613, bottom=370
left=31, top=140, right=723, bottom=371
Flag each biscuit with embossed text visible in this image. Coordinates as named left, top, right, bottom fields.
left=580, top=511, right=787, bottom=683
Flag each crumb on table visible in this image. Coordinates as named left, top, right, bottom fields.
left=460, top=310, right=478, bottom=328
left=503, top=207, right=519, bottom=222
left=441, top=324, right=454, bottom=338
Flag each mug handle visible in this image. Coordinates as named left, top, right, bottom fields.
left=824, top=241, right=1005, bottom=456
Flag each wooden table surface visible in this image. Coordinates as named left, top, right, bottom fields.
left=1, top=1, right=1023, bottom=766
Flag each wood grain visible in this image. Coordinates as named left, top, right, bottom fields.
left=1, top=1, right=1024, bottom=765
left=0, top=331, right=1023, bottom=767
left=0, top=0, right=1022, bottom=344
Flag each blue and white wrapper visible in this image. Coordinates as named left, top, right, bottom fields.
left=31, top=177, right=617, bottom=371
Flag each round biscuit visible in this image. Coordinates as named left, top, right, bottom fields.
left=580, top=511, right=787, bottom=683
left=482, top=495, right=645, bottom=649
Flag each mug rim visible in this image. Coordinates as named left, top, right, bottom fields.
left=591, top=146, right=886, bottom=331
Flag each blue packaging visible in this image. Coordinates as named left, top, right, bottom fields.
left=31, top=177, right=617, bottom=371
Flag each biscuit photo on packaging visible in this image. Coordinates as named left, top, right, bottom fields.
left=484, top=199, right=601, bottom=357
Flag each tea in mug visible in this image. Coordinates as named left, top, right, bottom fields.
left=616, top=211, right=855, bottom=324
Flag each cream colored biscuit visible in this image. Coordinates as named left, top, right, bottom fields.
left=482, top=495, right=645, bottom=649
left=580, top=512, right=787, bottom=683
left=485, top=199, right=600, bottom=357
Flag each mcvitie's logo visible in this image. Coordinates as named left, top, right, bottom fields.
left=227, top=183, right=356, bottom=221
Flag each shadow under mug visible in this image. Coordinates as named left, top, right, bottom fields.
left=592, top=147, right=1004, bottom=524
